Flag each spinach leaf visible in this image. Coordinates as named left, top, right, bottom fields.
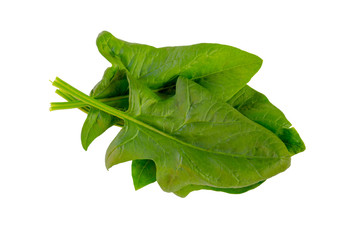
left=105, top=77, right=291, bottom=192
left=132, top=160, right=157, bottom=190
left=81, top=107, right=125, bottom=150
left=62, top=74, right=304, bottom=194
left=70, top=65, right=303, bottom=191
left=97, top=31, right=262, bottom=101
left=82, top=32, right=262, bottom=150
left=228, top=85, right=306, bottom=156
left=80, top=66, right=304, bottom=190
left=52, top=77, right=291, bottom=193
left=82, top=70, right=304, bottom=154
left=131, top=85, right=305, bottom=192
left=132, top=158, right=265, bottom=197
left=51, top=33, right=305, bottom=197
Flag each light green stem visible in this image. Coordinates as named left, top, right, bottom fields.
left=51, top=95, right=129, bottom=110
left=51, top=77, right=166, bottom=137
left=52, top=85, right=174, bottom=111
left=54, top=89, right=90, bottom=113
left=51, top=77, right=265, bottom=160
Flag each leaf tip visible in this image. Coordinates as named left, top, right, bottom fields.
left=105, top=162, right=112, bottom=171
left=81, top=138, right=89, bottom=151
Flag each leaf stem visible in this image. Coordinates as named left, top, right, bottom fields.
left=51, top=95, right=129, bottom=110
left=52, top=77, right=140, bottom=125
left=51, top=85, right=174, bottom=111
left=51, top=77, right=183, bottom=144
left=52, top=84, right=124, bottom=127
left=51, top=89, right=90, bottom=113
left=51, top=77, right=275, bottom=161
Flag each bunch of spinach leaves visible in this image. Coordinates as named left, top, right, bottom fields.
left=51, top=31, right=305, bottom=197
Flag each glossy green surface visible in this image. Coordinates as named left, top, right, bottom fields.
left=51, top=32, right=305, bottom=197
left=96, top=31, right=262, bottom=101
left=105, top=77, right=291, bottom=192
left=81, top=31, right=263, bottom=150
left=131, top=85, right=305, bottom=193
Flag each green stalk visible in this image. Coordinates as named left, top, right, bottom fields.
left=51, top=77, right=156, bottom=132
left=52, top=83, right=124, bottom=127
left=51, top=85, right=174, bottom=111
left=54, top=89, right=90, bottom=113
left=51, top=77, right=256, bottom=160
left=51, top=101, right=88, bottom=111
left=51, top=95, right=129, bottom=110
left=56, top=89, right=74, bottom=101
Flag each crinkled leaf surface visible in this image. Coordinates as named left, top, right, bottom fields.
left=82, top=32, right=262, bottom=150
left=132, top=157, right=265, bottom=196
left=97, top=31, right=262, bottom=101
left=131, top=156, right=265, bottom=196
left=106, top=77, right=291, bottom=193
left=78, top=32, right=303, bottom=194
left=227, top=85, right=306, bottom=156
left=131, top=85, right=305, bottom=193
left=90, top=66, right=128, bottom=98
left=85, top=68, right=304, bottom=191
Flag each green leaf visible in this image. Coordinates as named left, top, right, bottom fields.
left=81, top=107, right=125, bottom=150
left=131, top=158, right=265, bottom=197
left=228, top=85, right=306, bottom=155
left=90, top=66, right=128, bottom=98
left=81, top=67, right=128, bottom=150
left=96, top=31, right=263, bottom=101
left=51, top=31, right=306, bottom=197
left=131, top=160, right=156, bottom=190
left=174, top=180, right=265, bottom=198
left=106, top=77, right=291, bottom=193
left=82, top=32, right=262, bottom=150
left=131, top=85, right=305, bottom=191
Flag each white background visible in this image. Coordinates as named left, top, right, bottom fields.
left=1, top=0, right=359, bottom=239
